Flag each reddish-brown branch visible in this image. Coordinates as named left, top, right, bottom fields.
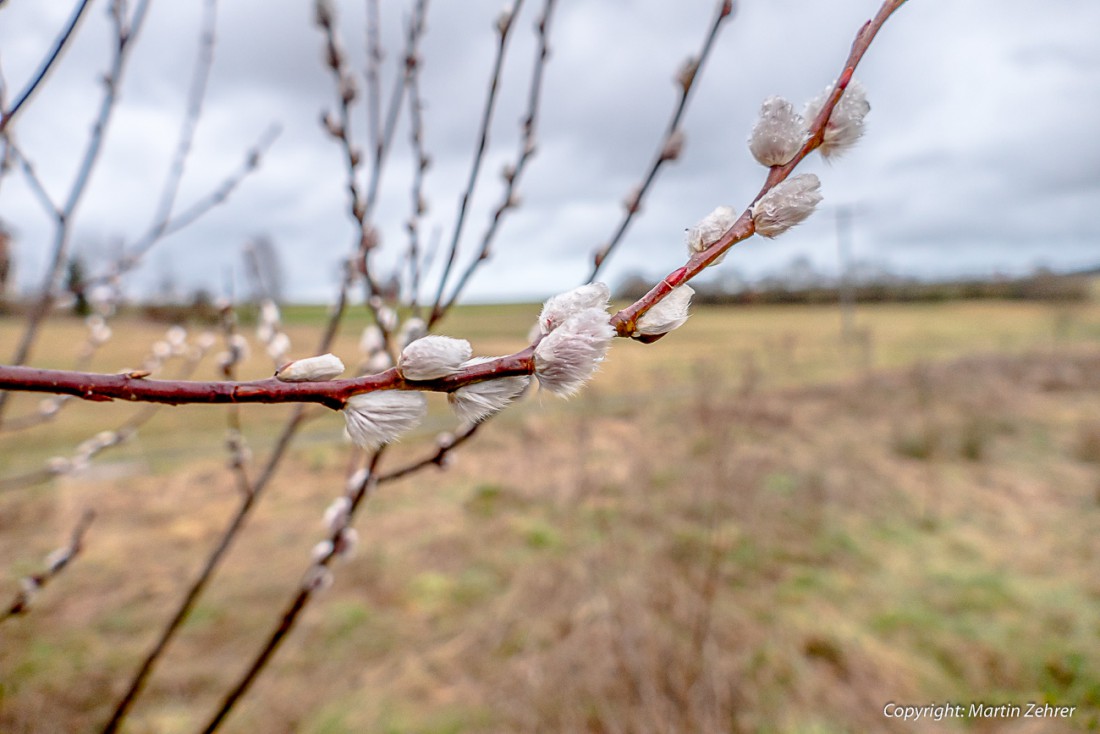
left=611, top=0, right=908, bottom=336
left=0, top=351, right=535, bottom=409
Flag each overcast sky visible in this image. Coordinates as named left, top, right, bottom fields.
left=2, top=0, right=1098, bottom=304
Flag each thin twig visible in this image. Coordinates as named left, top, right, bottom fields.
left=428, top=0, right=527, bottom=326
left=97, top=322, right=249, bottom=733
left=0, top=0, right=152, bottom=424
left=93, top=124, right=282, bottom=287
left=0, top=0, right=94, bottom=133
left=364, top=0, right=383, bottom=161
left=2, top=510, right=95, bottom=623
left=435, top=0, right=558, bottom=319
left=197, top=451, right=385, bottom=734
left=5, top=141, right=62, bottom=220
left=362, top=0, right=425, bottom=220
left=586, top=0, right=735, bottom=283
left=0, top=331, right=216, bottom=493
left=317, top=1, right=423, bottom=354
left=404, top=10, right=430, bottom=316
left=148, top=0, right=218, bottom=236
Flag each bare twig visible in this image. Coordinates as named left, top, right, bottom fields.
left=316, top=0, right=426, bottom=353
left=5, top=141, right=62, bottom=220
left=96, top=321, right=248, bottom=733
left=586, top=0, right=735, bottom=282
left=0, top=0, right=152, bottom=423
left=435, top=0, right=558, bottom=319
left=2, top=509, right=95, bottom=623
left=404, top=12, right=430, bottom=315
left=197, top=451, right=385, bottom=733
left=93, top=124, right=282, bottom=287
left=149, top=0, right=218, bottom=236
left=364, top=0, right=383, bottom=159
left=0, top=330, right=216, bottom=493
left=0, top=0, right=94, bottom=133
left=428, top=0, right=527, bottom=326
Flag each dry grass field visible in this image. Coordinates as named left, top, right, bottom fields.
left=2, top=298, right=1100, bottom=732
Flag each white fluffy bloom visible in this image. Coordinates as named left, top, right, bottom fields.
left=686, top=205, right=738, bottom=265
left=634, top=285, right=695, bottom=337
left=448, top=357, right=530, bottom=424
left=751, top=174, right=823, bottom=238
left=343, top=390, right=427, bottom=448
left=345, top=467, right=370, bottom=494
left=310, top=539, right=334, bottom=563
left=166, top=325, right=188, bottom=348
left=399, top=335, right=471, bottom=380
left=748, top=96, right=804, bottom=167
left=323, top=497, right=351, bottom=531
left=804, top=79, right=870, bottom=159
left=44, top=547, right=72, bottom=573
left=538, top=283, right=610, bottom=336
left=275, top=353, right=345, bottom=382
left=534, top=308, right=614, bottom=396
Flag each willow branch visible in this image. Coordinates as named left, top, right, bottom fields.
left=94, top=123, right=283, bottom=289
left=428, top=0, right=527, bottom=326
left=0, top=333, right=215, bottom=493
left=612, top=1, right=907, bottom=335
left=2, top=510, right=95, bottom=623
left=364, top=0, right=383, bottom=160
left=148, top=0, right=218, bottom=237
left=0, top=0, right=94, bottom=133
left=586, top=0, right=734, bottom=282
left=404, top=9, right=430, bottom=315
left=97, top=326, right=250, bottom=734
left=197, top=451, right=385, bottom=734
left=435, top=0, right=557, bottom=319
left=0, top=349, right=536, bottom=409
left=0, top=0, right=151, bottom=423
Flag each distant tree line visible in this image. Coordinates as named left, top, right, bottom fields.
left=616, top=260, right=1096, bottom=305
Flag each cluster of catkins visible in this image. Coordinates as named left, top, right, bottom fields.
left=688, top=79, right=870, bottom=259
left=278, top=277, right=696, bottom=451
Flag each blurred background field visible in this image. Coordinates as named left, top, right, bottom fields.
left=3, top=295, right=1100, bottom=732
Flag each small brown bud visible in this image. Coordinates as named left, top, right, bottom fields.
left=623, top=185, right=643, bottom=215
left=660, top=129, right=685, bottom=162
left=676, top=57, right=699, bottom=92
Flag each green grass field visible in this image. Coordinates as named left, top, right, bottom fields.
left=2, top=298, right=1100, bottom=732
